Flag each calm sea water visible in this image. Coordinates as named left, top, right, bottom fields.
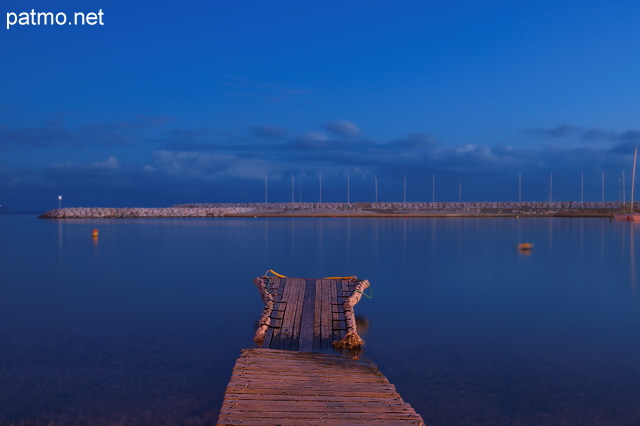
left=1, top=214, right=639, bottom=425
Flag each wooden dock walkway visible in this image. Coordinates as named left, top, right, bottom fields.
left=217, top=348, right=425, bottom=425
left=217, top=275, right=425, bottom=425
left=253, top=277, right=365, bottom=352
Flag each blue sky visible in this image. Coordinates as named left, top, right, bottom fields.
left=2, top=0, right=640, bottom=210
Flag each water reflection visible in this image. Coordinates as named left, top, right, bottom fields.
left=631, top=223, right=637, bottom=291
left=2, top=215, right=640, bottom=425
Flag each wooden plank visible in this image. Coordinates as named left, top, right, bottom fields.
left=320, top=279, right=332, bottom=348
left=274, top=278, right=299, bottom=350
left=221, top=407, right=417, bottom=415
left=313, top=279, right=322, bottom=349
left=231, top=363, right=380, bottom=374
left=218, top=418, right=423, bottom=426
left=235, top=353, right=370, bottom=365
left=219, top=411, right=423, bottom=422
left=290, top=278, right=306, bottom=351
left=218, top=349, right=425, bottom=425
left=278, top=278, right=298, bottom=350
left=264, top=278, right=287, bottom=349
left=298, top=279, right=316, bottom=352
left=230, top=372, right=391, bottom=383
left=224, top=388, right=400, bottom=398
left=341, top=279, right=349, bottom=298
left=265, top=277, right=281, bottom=297
left=219, top=420, right=422, bottom=426
left=239, top=348, right=366, bottom=359
left=221, top=404, right=416, bottom=413
left=231, top=357, right=382, bottom=370
left=330, top=280, right=340, bottom=342
left=225, top=394, right=405, bottom=402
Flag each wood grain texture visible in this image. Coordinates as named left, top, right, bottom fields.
left=217, top=348, right=425, bottom=425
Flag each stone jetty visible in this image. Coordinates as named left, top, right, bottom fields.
left=39, top=201, right=635, bottom=219
left=38, top=206, right=254, bottom=219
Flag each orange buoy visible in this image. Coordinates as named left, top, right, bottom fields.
left=92, top=229, right=99, bottom=238
left=517, top=242, right=533, bottom=252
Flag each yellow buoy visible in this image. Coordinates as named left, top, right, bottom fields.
left=92, top=229, right=99, bottom=238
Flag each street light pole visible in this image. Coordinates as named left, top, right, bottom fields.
left=518, top=173, right=522, bottom=202
left=403, top=175, right=406, bottom=204
left=375, top=175, right=378, bottom=203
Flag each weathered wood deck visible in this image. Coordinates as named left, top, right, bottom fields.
left=217, top=348, right=425, bottom=425
left=255, top=277, right=363, bottom=352
left=216, top=275, right=425, bottom=425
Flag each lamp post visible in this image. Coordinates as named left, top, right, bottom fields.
left=58, top=195, right=62, bottom=209
left=602, top=170, right=605, bottom=205
left=432, top=175, right=435, bottom=203
left=403, top=175, right=407, bottom=204
left=375, top=175, right=378, bottom=203
left=518, top=173, right=522, bottom=202
left=581, top=172, right=584, bottom=205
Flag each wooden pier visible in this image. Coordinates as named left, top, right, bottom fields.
left=253, top=277, right=367, bottom=352
left=217, top=275, right=425, bottom=425
left=217, top=348, right=424, bottom=425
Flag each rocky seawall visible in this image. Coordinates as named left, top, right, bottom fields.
left=39, top=201, right=635, bottom=218
left=39, top=206, right=254, bottom=219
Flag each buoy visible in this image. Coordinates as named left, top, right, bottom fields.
left=517, top=242, right=533, bottom=252
left=92, top=229, right=99, bottom=238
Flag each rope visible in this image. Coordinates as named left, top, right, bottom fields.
left=354, top=284, right=373, bottom=299
left=264, top=277, right=276, bottom=294
left=265, top=270, right=358, bottom=281
left=264, top=269, right=287, bottom=278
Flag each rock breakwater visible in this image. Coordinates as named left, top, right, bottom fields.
left=39, top=206, right=254, bottom=219
left=39, top=201, right=634, bottom=219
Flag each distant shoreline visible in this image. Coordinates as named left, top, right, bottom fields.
left=38, top=201, right=635, bottom=219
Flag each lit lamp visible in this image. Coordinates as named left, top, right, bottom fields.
left=58, top=195, right=62, bottom=209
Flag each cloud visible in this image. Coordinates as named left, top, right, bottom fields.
left=52, top=156, right=121, bottom=171
left=157, top=128, right=219, bottom=151
left=523, top=124, right=640, bottom=149
left=4, top=114, right=640, bottom=210
left=152, top=150, right=269, bottom=180
left=0, top=121, right=79, bottom=150
left=92, top=156, right=120, bottom=169
left=389, top=133, right=436, bottom=149
left=323, top=120, right=361, bottom=137
left=292, top=132, right=330, bottom=150
left=251, top=125, right=288, bottom=139
left=0, top=116, right=172, bottom=151
left=524, top=124, right=576, bottom=138
left=581, top=128, right=618, bottom=142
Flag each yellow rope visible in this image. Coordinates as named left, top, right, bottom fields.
left=265, top=269, right=287, bottom=278
left=264, top=270, right=357, bottom=281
